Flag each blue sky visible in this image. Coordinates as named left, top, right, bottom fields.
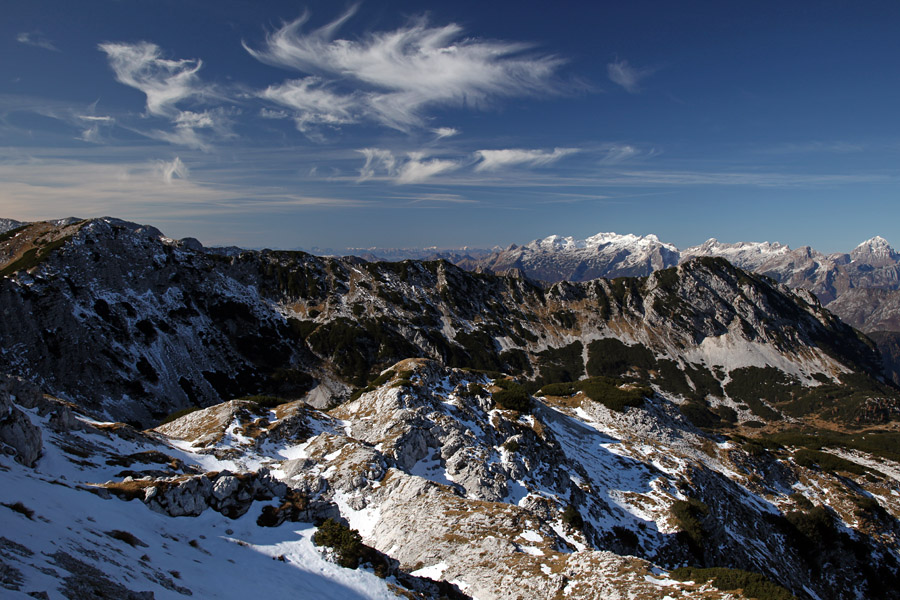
left=2, top=1, right=900, bottom=252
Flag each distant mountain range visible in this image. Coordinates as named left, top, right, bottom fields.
left=416, top=232, right=899, bottom=333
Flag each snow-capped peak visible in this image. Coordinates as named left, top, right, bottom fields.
left=851, top=235, right=897, bottom=263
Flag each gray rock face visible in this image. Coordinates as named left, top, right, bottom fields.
left=0, top=377, right=42, bottom=467
left=141, top=469, right=288, bottom=518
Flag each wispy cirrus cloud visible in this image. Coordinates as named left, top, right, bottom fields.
left=474, top=147, right=579, bottom=171
left=78, top=115, right=114, bottom=143
left=432, top=127, right=459, bottom=140
left=607, top=58, right=654, bottom=93
left=99, top=42, right=205, bottom=117
left=16, top=32, right=58, bottom=52
left=358, top=148, right=397, bottom=180
left=397, top=152, right=460, bottom=184
left=259, top=77, right=361, bottom=138
left=157, top=156, right=188, bottom=183
left=98, top=42, right=235, bottom=151
left=357, top=148, right=460, bottom=184
left=245, top=6, right=566, bottom=132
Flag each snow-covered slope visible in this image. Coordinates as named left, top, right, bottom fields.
left=3, top=360, right=898, bottom=600
left=0, top=218, right=25, bottom=234
left=680, top=238, right=793, bottom=272
left=0, top=377, right=426, bottom=600
left=477, top=232, right=680, bottom=281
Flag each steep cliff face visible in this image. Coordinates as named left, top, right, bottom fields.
left=0, top=218, right=889, bottom=428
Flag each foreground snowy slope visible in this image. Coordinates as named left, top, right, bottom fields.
left=5, top=355, right=897, bottom=599
left=0, top=379, right=449, bottom=599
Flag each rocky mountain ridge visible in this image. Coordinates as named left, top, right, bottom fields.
left=2, top=217, right=900, bottom=599
left=0, top=217, right=889, bottom=426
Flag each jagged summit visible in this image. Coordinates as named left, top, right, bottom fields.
left=480, top=231, right=680, bottom=281
left=851, top=235, right=898, bottom=264
left=681, top=238, right=792, bottom=271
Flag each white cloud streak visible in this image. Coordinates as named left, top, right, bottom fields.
left=432, top=127, right=459, bottom=140
left=97, top=42, right=235, bottom=151
left=397, top=153, right=460, bottom=184
left=474, top=148, right=579, bottom=171
left=358, top=148, right=396, bottom=180
left=16, top=32, right=58, bottom=52
left=245, top=7, right=565, bottom=131
left=601, top=144, right=640, bottom=163
left=357, top=148, right=459, bottom=184
left=260, top=77, right=361, bottom=137
left=158, top=156, right=188, bottom=183
left=98, top=42, right=204, bottom=118
left=607, top=58, right=654, bottom=93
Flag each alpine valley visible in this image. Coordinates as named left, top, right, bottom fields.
left=2, top=217, right=900, bottom=600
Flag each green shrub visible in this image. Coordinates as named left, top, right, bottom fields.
left=538, top=382, right=577, bottom=397
left=763, top=429, right=900, bottom=463
left=493, top=380, right=533, bottom=412
left=578, top=377, right=650, bottom=412
left=671, top=498, right=709, bottom=552
left=106, top=529, right=148, bottom=548
left=0, top=224, right=29, bottom=243
left=503, top=439, right=520, bottom=452
left=586, top=338, right=656, bottom=379
left=313, top=519, right=387, bottom=575
left=561, top=504, right=583, bottom=530
left=670, top=566, right=795, bottom=600
left=536, top=341, right=584, bottom=385
left=679, top=399, right=723, bottom=429
left=370, top=369, right=396, bottom=387
left=0, top=235, right=73, bottom=277
left=784, top=506, right=837, bottom=546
